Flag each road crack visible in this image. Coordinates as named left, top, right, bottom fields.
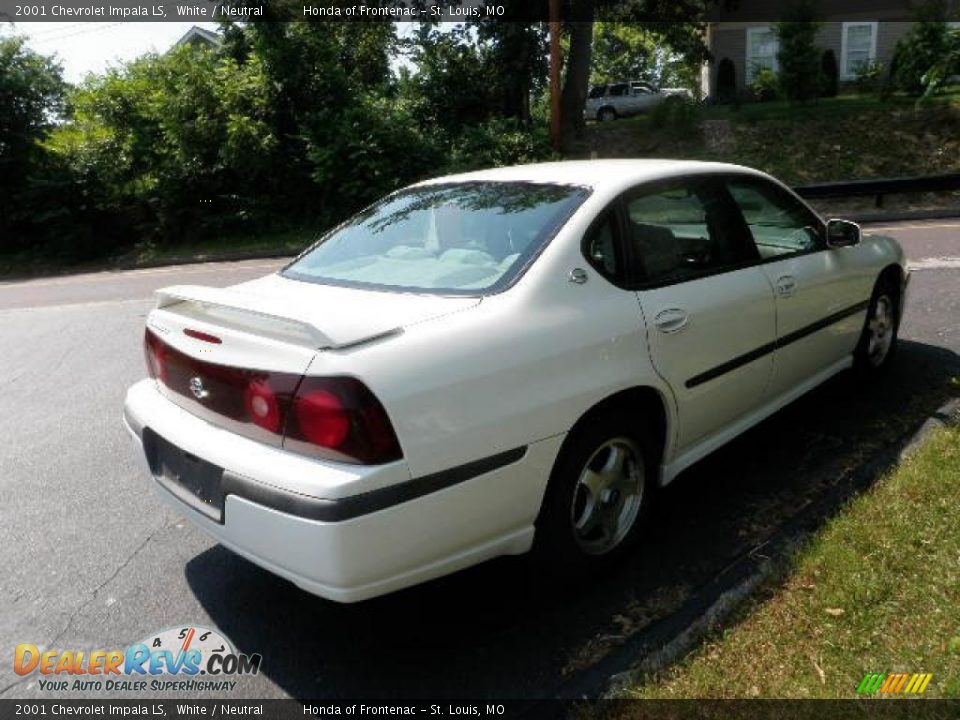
left=49, top=522, right=175, bottom=649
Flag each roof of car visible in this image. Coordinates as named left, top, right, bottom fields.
left=418, top=159, right=761, bottom=191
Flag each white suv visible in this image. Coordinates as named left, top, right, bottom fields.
left=585, top=81, right=694, bottom=121
left=124, top=160, right=907, bottom=602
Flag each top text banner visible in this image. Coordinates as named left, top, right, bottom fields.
left=1, top=0, right=857, bottom=23
left=4, top=0, right=554, bottom=22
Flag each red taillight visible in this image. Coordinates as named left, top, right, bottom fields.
left=142, top=328, right=401, bottom=464
left=144, top=329, right=168, bottom=384
left=293, top=389, right=350, bottom=448
left=285, top=377, right=402, bottom=465
left=245, top=379, right=282, bottom=433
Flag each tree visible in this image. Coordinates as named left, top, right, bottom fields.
left=775, top=1, right=822, bottom=102
left=55, top=45, right=280, bottom=242
left=0, top=36, right=66, bottom=251
left=590, top=22, right=659, bottom=84
left=892, top=0, right=952, bottom=94
left=403, top=24, right=496, bottom=130
left=920, top=24, right=960, bottom=101
left=475, top=15, right=548, bottom=122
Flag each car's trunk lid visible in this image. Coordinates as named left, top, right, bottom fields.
left=145, top=274, right=480, bottom=439
left=148, top=274, right=480, bottom=372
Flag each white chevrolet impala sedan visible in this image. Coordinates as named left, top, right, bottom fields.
left=124, top=160, right=908, bottom=602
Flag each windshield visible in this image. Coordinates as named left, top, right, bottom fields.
left=282, top=181, right=589, bottom=294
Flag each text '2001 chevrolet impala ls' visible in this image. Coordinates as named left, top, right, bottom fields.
left=123, top=160, right=908, bottom=602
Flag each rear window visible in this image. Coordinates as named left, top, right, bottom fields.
left=282, top=182, right=589, bottom=295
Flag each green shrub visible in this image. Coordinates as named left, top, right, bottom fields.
left=649, top=96, right=701, bottom=138
left=820, top=49, right=839, bottom=97
left=444, top=118, right=554, bottom=174
left=855, top=60, right=886, bottom=95
left=775, top=5, right=823, bottom=102
left=716, top=57, right=737, bottom=103
left=749, top=68, right=780, bottom=102
left=892, top=1, right=952, bottom=94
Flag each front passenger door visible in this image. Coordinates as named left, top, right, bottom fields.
left=628, top=178, right=777, bottom=456
left=726, top=176, right=869, bottom=401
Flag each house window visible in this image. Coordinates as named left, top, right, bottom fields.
left=841, top=21, right=878, bottom=79
left=746, top=26, right=779, bottom=83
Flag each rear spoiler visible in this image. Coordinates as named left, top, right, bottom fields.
left=155, top=285, right=335, bottom=349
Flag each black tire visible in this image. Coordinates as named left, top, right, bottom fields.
left=533, top=414, right=655, bottom=578
left=853, top=275, right=900, bottom=374
left=597, top=107, right=617, bottom=122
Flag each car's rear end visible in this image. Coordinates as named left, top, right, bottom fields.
left=125, top=282, right=440, bottom=599
left=124, top=179, right=594, bottom=602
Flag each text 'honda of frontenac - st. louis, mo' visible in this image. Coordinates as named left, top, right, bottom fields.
left=124, top=160, right=908, bottom=602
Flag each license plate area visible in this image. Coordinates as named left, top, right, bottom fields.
left=143, top=428, right=224, bottom=523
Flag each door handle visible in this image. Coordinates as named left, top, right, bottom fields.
left=775, top=275, right=797, bottom=297
left=654, top=308, right=689, bottom=334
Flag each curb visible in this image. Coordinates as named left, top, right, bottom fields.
left=556, top=396, right=960, bottom=700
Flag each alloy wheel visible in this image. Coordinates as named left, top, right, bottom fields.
left=569, top=437, right=644, bottom=555
left=867, top=294, right=895, bottom=367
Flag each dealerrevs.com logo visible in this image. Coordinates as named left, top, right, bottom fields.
left=14, top=625, right=261, bottom=693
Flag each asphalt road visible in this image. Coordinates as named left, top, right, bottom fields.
left=1, top=222, right=958, bottom=700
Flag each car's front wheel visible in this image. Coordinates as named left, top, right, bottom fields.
left=597, top=107, right=617, bottom=122
left=853, top=276, right=900, bottom=374
left=534, top=415, right=654, bottom=575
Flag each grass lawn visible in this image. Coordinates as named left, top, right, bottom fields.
left=580, top=89, right=960, bottom=188
left=623, top=424, right=960, bottom=700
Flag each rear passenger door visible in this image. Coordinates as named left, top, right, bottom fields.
left=628, top=178, right=777, bottom=454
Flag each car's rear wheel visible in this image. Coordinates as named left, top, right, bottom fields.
left=598, top=107, right=617, bottom=122
left=534, top=415, right=654, bottom=576
left=853, top=276, right=900, bottom=374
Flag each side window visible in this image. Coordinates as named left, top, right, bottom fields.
left=624, top=180, right=758, bottom=285
left=608, top=83, right=629, bottom=97
left=583, top=212, right=622, bottom=283
left=727, top=177, right=823, bottom=259
left=588, top=85, right=606, bottom=99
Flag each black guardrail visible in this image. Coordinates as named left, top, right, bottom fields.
left=794, top=172, right=960, bottom=208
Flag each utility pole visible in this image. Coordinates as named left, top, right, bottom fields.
left=549, top=0, right=562, bottom=151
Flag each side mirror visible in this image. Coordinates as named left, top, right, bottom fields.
left=826, top=219, right=861, bottom=248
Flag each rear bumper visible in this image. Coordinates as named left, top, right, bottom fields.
left=123, top=379, right=559, bottom=602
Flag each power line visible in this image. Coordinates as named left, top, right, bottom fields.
left=28, top=22, right=125, bottom=45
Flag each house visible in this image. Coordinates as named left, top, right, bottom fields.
left=703, top=0, right=960, bottom=98
left=173, top=26, right=221, bottom=50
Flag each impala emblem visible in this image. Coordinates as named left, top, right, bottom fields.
left=189, top=377, right=209, bottom=400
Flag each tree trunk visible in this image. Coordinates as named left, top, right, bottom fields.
left=560, top=0, right=596, bottom=152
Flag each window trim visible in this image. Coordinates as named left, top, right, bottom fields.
left=840, top=21, right=879, bottom=80
left=745, top=25, right=780, bottom=84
